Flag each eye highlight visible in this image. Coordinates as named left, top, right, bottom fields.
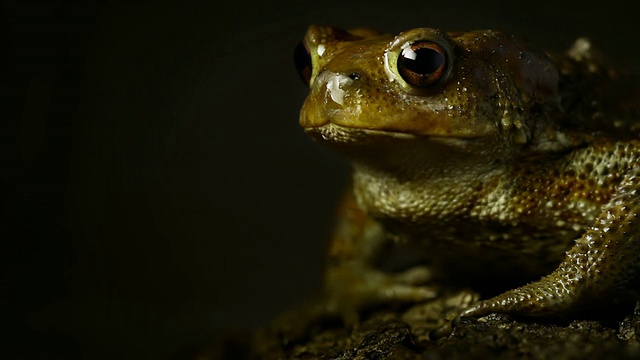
left=294, top=41, right=312, bottom=86
left=397, top=41, right=448, bottom=88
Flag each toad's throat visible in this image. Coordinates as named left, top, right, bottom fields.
left=303, top=122, right=505, bottom=178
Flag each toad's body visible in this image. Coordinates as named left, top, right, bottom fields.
left=295, top=26, right=640, bottom=329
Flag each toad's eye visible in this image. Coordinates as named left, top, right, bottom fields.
left=397, top=41, right=448, bottom=87
left=294, top=41, right=312, bottom=86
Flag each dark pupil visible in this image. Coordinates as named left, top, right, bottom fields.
left=402, top=47, right=443, bottom=75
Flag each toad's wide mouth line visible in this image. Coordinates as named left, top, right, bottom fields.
left=303, top=123, right=482, bottom=146
left=303, top=123, right=417, bottom=142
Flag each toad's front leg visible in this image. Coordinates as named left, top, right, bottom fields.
left=436, top=168, right=640, bottom=337
left=273, top=190, right=437, bottom=340
left=322, top=190, right=437, bottom=325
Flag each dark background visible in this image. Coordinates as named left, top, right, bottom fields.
left=3, top=1, right=637, bottom=359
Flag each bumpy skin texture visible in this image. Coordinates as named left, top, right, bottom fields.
left=296, top=26, right=640, bottom=333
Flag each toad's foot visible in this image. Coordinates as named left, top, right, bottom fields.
left=272, top=265, right=437, bottom=343
left=324, top=265, right=438, bottom=325
left=431, top=252, right=615, bottom=339
left=430, top=272, right=584, bottom=339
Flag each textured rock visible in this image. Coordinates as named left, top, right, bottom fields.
left=203, top=294, right=640, bottom=359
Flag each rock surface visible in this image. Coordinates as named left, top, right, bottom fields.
left=203, top=291, right=640, bottom=359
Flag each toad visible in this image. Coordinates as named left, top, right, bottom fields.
left=294, top=25, right=640, bottom=335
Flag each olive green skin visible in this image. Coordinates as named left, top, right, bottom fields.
left=297, top=25, right=640, bottom=333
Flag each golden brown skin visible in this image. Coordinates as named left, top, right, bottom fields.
left=295, top=26, right=640, bottom=334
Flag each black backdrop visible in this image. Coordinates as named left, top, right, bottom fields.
left=4, top=1, right=637, bottom=359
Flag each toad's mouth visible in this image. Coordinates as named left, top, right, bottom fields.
left=304, top=123, right=416, bottom=143
left=303, top=122, right=473, bottom=147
